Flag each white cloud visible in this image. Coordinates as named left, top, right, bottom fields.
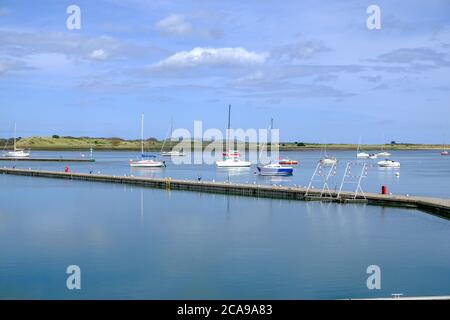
left=155, top=14, right=193, bottom=36
left=152, top=47, right=268, bottom=70
left=89, top=49, right=109, bottom=60
left=0, top=29, right=166, bottom=62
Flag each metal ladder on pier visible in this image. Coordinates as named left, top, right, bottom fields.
left=336, top=162, right=368, bottom=202
left=305, top=161, right=337, bottom=200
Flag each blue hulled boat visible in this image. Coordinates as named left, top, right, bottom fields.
left=257, top=163, right=294, bottom=176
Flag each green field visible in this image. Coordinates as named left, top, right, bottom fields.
left=0, top=136, right=445, bottom=151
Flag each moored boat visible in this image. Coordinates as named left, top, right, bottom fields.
left=357, top=152, right=370, bottom=159
left=4, top=124, right=30, bottom=158
left=441, top=135, right=449, bottom=156
left=279, top=158, right=298, bottom=165
left=216, top=150, right=251, bottom=167
left=377, top=159, right=400, bottom=168
left=356, top=137, right=370, bottom=158
left=377, top=151, right=391, bottom=157
left=129, top=159, right=166, bottom=167
left=320, top=157, right=337, bottom=165
left=216, top=105, right=251, bottom=168
left=129, top=114, right=165, bottom=168
left=160, top=117, right=185, bottom=157
left=257, top=163, right=293, bottom=176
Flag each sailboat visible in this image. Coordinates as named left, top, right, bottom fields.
left=257, top=118, right=293, bottom=176
left=356, top=137, right=370, bottom=159
left=4, top=123, right=30, bottom=158
left=320, top=143, right=337, bottom=165
left=216, top=105, right=251, bottom=168
left=161, top=117, right=185, bottom=157
left=441, top=134, right=449, bottom=156
left=129, top=114, right=166, bottom=168
left=377, top=134, right=391, bottom=157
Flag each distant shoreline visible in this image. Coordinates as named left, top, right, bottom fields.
left=0, top=136, right=446, bottom=152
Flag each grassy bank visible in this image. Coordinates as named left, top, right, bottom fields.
left=0, top=136, right=445, bottom=151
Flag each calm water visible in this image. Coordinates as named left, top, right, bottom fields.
left=1, top=150, right=449, bottom=198
left=0, top=174, right=450, bottom=299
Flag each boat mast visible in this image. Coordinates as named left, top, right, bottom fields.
left=141, top=114, right=144, bottom=157
left=13, top=123, right=17, bottom=152
left=258, top=119, right=272, bottom=164
left=160, top=116, right=172, bottom=154
left=357, top=136, right=362, bottom=153
left=227, top=104, right=231, bottom=151
left=270, top=118, right=273, bottom=162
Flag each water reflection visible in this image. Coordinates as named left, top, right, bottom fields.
left=0, top=175, right=450, bottom=299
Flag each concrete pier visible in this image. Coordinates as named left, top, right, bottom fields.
left=1, top=167, right=449, bottom=218
left=0, top=157, right=95, bottom=162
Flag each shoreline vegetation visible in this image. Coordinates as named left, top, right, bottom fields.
left=0, top=136, right=445, bottom=151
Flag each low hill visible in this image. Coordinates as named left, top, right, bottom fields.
left=0, top=136, right=443, bottom=151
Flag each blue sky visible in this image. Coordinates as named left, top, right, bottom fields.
left=0, top=0, right=449, bottom=143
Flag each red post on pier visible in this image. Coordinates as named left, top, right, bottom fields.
left=65, top=166, right=69, bottom=173
left=381, top=185, right=387, bottom=195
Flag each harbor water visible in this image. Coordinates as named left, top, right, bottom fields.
left=1, top=172, right=450, bottom=299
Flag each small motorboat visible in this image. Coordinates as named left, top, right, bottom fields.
left=377, top=159, right=400, bottom=168
left=257, top=163, right=293, bottom=176
left=279, top=158, right=298, bottom=165
left=441, top=151, right=449, bottom=156
left=320, top=157, right=337, bottom=165
left=368, top=153, right=378, bottom=159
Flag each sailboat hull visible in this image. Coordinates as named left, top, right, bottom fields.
left=257, top=165, right=293, bottom=176
left=129, top=160, right=165, bottom=168
left=216, top=160, right=251, bottom=167
left=5, top=150, right=30, bottom=158
left=377, top=152, right=391, bottom=157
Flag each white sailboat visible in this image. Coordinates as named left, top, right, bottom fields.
left=4, top=124, right=30, bottom=158
left=216, top=105, right=251, bottom=168
left=129, top=114, right=165, bottom=168
left=441, top=134, right=449, bottom=156
left=320, top=143, right=337, bottom=165
left=377, top=151, right=391, bottom=157
left=257, top=118, right=293, bottom=176
left=161, top=117, right=185, bottom=157
left=377, top=135, right=391, bottom=157
left=356, top=137, right=370, bottom=159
